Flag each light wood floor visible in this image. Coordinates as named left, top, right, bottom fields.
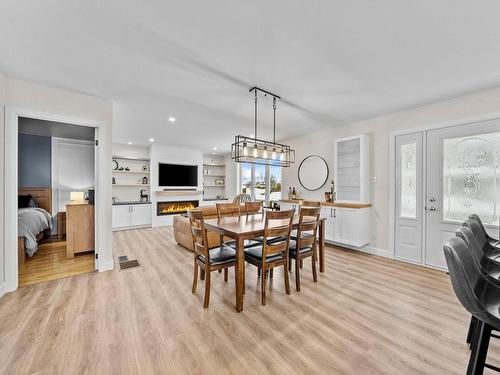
left=2, top=226, right=500, bottom=374
left=18, top=237, right=95, bottom=287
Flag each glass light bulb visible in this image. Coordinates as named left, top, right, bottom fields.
left=263, top=147, right=268, bottom=159
left=253, top=145, right=258, bottom=157
left=243, top=142, right=248, bottom=156
left=280, top=152, right=285, bottom=161
left=272, top=148, right=277, bottom=160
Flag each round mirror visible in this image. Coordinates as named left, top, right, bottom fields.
left=298, top=155, right=329, bottom=191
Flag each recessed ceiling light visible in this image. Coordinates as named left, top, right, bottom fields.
left=168, top=116, right=176, bottom=123
left=128, top=142, right=132, bottom=145
left=149, top=138, right=155, bottom=142
left=212, top=147, right=218, bottom=151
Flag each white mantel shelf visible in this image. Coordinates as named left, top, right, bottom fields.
left=155, top=190, right=203, bottom=196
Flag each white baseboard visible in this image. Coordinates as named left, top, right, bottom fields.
left=98, top=259, right=114, bottom=272
left=0, top=282, right=5, bottom=299
left=326, top=240, right=392, bottom=258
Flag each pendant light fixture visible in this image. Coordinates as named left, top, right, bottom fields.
left=231, top=87, right=295, bottom=167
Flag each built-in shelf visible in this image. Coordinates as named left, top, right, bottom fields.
left=112, top=170, right=150, bottom=174
left=203, top=163, right=225, bottom=167
left=113, top=184, right=150, bottom=187
left=156, top=190, right=203, bottom=196
left=113, top=155, right=151, bottom=161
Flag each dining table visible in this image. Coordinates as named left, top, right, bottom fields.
left=204, top=213, right=326, bottom=312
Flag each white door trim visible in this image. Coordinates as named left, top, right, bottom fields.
left=4, top=107, right=106, bottom=293
left=389, top=112, right=500, bottom=269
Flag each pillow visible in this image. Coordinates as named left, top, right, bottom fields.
left=18, top=194, right=32, bottom=208
left=28, top=197, right=39, bottom=208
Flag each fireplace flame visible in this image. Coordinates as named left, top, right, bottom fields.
left=159, top=201, right=198, bottom=215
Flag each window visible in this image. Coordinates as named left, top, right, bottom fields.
left=239, top=163, right=282, bottom=202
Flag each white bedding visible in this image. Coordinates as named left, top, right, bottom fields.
left=18, top=207, right=52, bottom=257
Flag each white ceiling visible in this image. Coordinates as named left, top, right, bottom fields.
left=2, top=0, right=500, bottom=152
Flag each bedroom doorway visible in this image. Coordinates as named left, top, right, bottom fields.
left=17, top=117, right=97, bottom=286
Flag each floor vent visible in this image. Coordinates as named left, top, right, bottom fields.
left=118, top=256, right=140, bottom=270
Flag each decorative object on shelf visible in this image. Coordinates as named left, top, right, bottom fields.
left=292, top=187, right=297, bottom=199
left=140, top=189, right=149, bottom=202
left=298, top=155, right=329, bottom=191
left=142, top=165, right=148, bottom=172
left=216, top=194, right=225, bottom=200
left=288, top=187, right=293, bottom=200
left=142, top=176, right=148, bottom=184
left=112, top=177, right=116, bottom=185
left=231, top=87, right=295, bottom=167
left=330, top=180, right=336, bottom=202
left=112, top=159, right=119, bottom=170
left=324, top=192, right=332, bottom=202
left=215, top=179, right=224, bottom=186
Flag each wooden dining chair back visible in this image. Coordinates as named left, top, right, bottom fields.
left=244, top=209, right=294, bottom=305
left=188, top=209, right=236, bottom=308
left=188, top=209, right=209, bottom=259
left=245, top=201, right=262, bottom=215
left=216, top=202, right=241, bottom=219
left=262, top=209, right=294, bottom=259
left=296, top=206, right=321, bottom=248
left=289, top=206, right=321, bottom=291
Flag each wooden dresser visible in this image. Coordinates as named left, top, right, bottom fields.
left=66, top=201, right=95, bottom=259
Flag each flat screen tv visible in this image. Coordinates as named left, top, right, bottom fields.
left=158, top=163, right=198, bottom=187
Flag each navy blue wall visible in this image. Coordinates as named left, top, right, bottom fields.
left=18, top=134, right=51, bottom=187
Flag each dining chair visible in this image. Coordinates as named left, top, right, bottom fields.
left=216, top=202, right=260, bottom=250
left=288, top=206, right=321, bottom=291
left=233, top=193, right=252, bottom=204
left=443, top=237, right=500, bottom=374
left=188, top=209, right=236, bottom=308
left=244, top=201, right=262, bottom=215
left=244, top=209, right=294, bottom=305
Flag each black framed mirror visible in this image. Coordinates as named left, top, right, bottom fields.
left=298, top=155, right=329, bottom=191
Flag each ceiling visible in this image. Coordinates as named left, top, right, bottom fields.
left=2, top=1, right=500, bottom=153
left=18, top=117, right=95, bottom=141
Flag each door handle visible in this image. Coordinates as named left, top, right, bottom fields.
left=429, top=206, right=436, bottom=211
left=333, top=209, right=336, bottom=218
left=429, top=197, right=436, bottom=202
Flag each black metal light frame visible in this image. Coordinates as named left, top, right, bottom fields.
left=231, top=87, right=295, bottom=167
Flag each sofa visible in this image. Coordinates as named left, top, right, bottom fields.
left=173, top=204, right=245, bottom=251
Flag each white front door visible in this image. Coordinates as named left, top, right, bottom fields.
left=395, top=132, right=423, bottom=264
left=425, top=119, right=500, bottom=269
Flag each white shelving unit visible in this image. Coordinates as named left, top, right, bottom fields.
left=202, top=154, right=227, bottom=201
left=112, top=155, right=151, bottom=203
left=334, top=134, right=370, bottom=203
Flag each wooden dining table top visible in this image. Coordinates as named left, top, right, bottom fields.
left=204, top=213, right=325, bottom=237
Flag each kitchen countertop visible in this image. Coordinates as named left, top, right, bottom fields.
left=112, top=201, right=151, bottom=206
left=280, top=199, right=372, bottom=209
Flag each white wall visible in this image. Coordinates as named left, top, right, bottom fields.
left=0, top=73, right=6, bottom=295
left=113, top=143, right=150, bottom=159
left=150, top=144, right=203, bottom=226
left=2, top=78, right=114, bottom=294
left=282, top=87, right=500, bottom=254
left=224, top=155, right=239, bottom=201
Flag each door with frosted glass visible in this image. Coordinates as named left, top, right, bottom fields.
left=395, top=132, right=423, bottom=263
left=425, top=120, right=500, bottom=269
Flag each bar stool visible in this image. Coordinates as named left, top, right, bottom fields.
left=469, top=214, right=500, bottom=249
left=444, top=237, right=500, bottom=374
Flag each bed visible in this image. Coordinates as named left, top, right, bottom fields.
left=18, top=188, right=53, bottom=262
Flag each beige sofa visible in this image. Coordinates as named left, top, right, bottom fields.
left=173, top=204, right=245, bottom=251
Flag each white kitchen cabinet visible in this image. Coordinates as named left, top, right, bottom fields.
left=334, top=135, right=370, bottom=203
left=321, top=205, right=370, bottom=247
left=130, top=204, right=152, bottom=227
left=112, top=203, right=152, bottom=230
left=280, top=202, right=300, bottom=212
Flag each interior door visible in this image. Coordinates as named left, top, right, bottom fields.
left=425, top=119, right=500, bottom=269
left=395, top=132, right=423, bottom=263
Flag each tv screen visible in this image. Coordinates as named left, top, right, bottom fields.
left=158, top=163, right=198, bottom=187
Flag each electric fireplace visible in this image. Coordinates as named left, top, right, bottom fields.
left=157, top=200, right=199, bottom=216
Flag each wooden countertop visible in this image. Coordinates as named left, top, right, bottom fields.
left=66, top=200, right=92, bottom=206
left=280, top=199, right=372, bottom=209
